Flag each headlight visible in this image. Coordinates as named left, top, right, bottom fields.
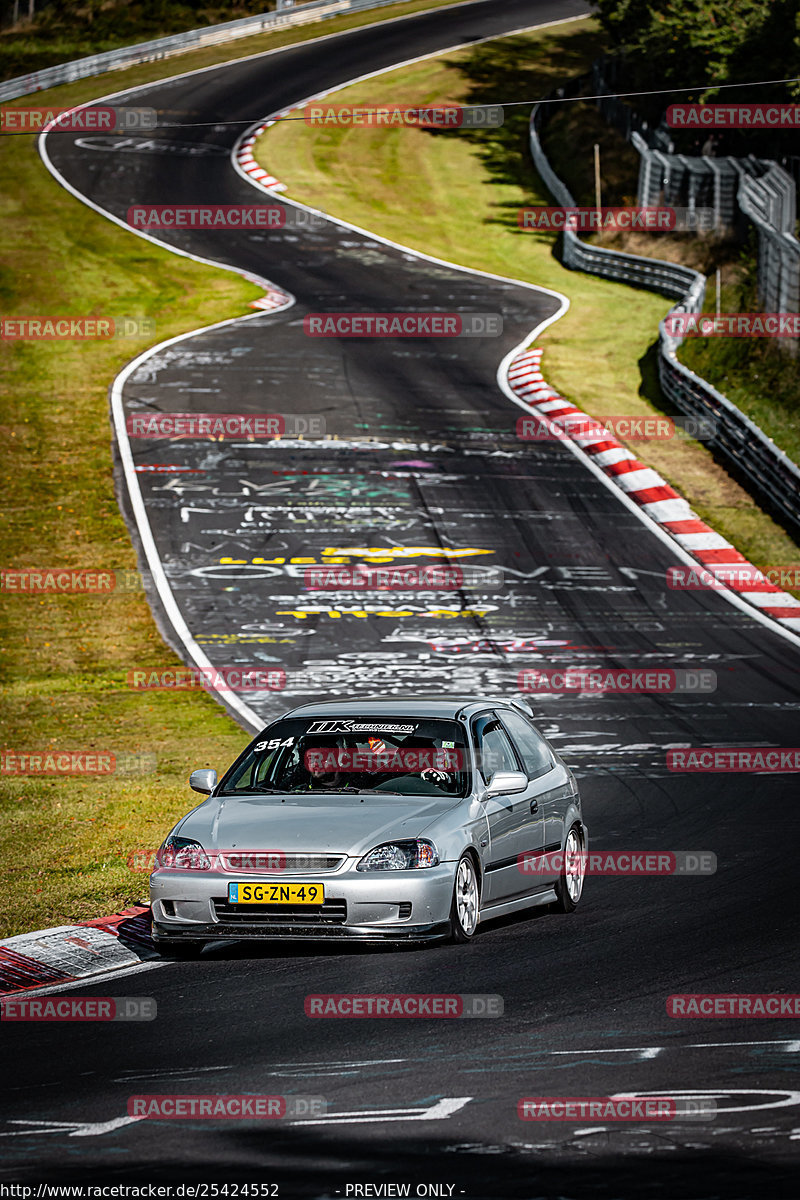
left=156, top=836, right=211, bottom=870
left=356, top=839, right=439, bottom=871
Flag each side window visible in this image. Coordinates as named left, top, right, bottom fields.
left=254, top=748, right=281, bottom=787
left=226, top=757, right=255, bottom=790
left=225, top=745, right=280, bottom=791
left=499, top=710, right=554, bottom=780
left=472, top=714, right=521, bottom=783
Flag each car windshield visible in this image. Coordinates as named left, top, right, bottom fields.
left=221, top=716, right=471, bottom=798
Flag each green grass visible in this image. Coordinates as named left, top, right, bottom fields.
left=257, top=16, right=800, bottom=571
left=0, top=109, right=258, bottom=939
left=0, top=0, right=469, bottom=940
left=678, top=240, right=800, bottom=468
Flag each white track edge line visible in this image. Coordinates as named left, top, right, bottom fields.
left=38, top=138, right=298, bottom=736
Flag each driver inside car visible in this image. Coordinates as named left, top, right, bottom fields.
left=284, top=735, right=352, bottom=791
left=371, top=736, right=459, bottom=794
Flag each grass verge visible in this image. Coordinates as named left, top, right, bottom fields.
left=678, top=246, right=800, bottom=469
left=256, top=16, right=800, bottom=573
left=0, top=112, right=259, bottom=941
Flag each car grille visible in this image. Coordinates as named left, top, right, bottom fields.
left=212, top=898, right=347, bottom=925
left=217, top=852, right=345, bottom=874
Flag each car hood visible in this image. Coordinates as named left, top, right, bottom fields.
left=176, top=792, right=460, bottom=858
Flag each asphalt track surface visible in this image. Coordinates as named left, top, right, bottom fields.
left=4, top=0, right=800, bottom=1193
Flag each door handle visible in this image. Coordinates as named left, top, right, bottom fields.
left=530, top=798, right=539, bottom=814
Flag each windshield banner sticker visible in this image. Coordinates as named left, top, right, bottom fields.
left=306, top=721, right=418, bottom=735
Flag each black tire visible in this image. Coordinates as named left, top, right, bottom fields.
left=154, top=938, right=204, bottom=959
left=552, top=824, right=585, bottom=913
left=449, top=853, right=480, bottom=942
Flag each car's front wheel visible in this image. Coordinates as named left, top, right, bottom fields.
left=450, top=854, right=480, bottom=942
left=552, top=824, right=585, bottom=913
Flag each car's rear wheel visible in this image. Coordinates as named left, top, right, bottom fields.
left=552, top=824, right=585, bottom=913
left=154, top=938, right=204, bottom=958
left=450, top=853, right=480, bottom=942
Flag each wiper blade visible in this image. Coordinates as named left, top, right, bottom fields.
left=222, top=786, right=283, bottom=795
left=291, top=787, right=386, bottom=795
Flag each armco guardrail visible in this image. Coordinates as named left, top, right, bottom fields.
left=529, top=96, right=800, bottom=536
left=658, top=318, right=800, bottom=533
left=0, top=0, right=408, bottom=103
left=530, top=87, right=701, bottom=300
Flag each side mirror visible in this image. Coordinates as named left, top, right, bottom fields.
left=483, top=770, right=528, bottom=799
left=189, top=767, right=218, bottom=795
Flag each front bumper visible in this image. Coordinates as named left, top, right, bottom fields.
left=150, top=860, right=455, bottom=943
left=151, top=920, right=451, bottom=944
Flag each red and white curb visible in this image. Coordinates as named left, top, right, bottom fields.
left=240, top=264, right=291, bottom=312
left=234, top=117, right=296, bottom=312
left=236, top=115, right=288, bottom=194
left=508, top=348, right=800, bottom=634
left=248, top=283, right=292, bottom=311
left=0, top=904, right=154, bottom=995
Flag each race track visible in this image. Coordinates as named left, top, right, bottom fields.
left=3, top=0, right=799, bottom=1192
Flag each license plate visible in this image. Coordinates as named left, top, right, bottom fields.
left=227, top=881, right=324, bottom=905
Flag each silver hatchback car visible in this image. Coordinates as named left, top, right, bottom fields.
left=150, top=695, right=587, bottom=953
